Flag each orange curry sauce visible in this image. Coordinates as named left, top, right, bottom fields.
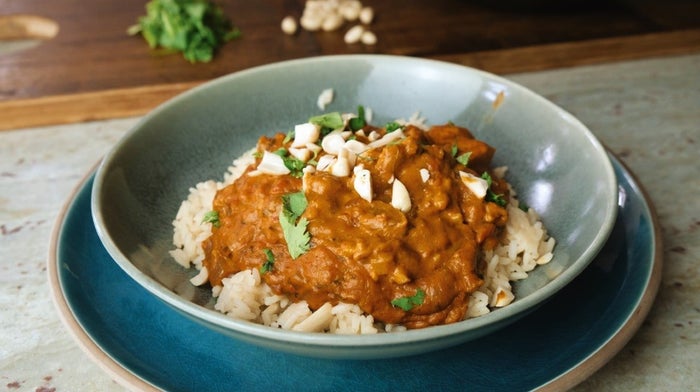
left=202, top=124, right=509, bottom=328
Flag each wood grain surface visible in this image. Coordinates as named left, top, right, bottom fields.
left=1, top=0, right=699, bottom=130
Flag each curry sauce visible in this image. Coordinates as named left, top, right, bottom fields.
left=202, top=123, right=509, bottom=328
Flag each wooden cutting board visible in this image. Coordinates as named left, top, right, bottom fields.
left=1, top=0, right=700, bottom=131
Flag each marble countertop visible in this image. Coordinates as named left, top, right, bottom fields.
left=1, top=53, right=698, bottom=391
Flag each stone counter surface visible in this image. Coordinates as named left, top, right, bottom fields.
left=1, top=54, right=698, bottom=391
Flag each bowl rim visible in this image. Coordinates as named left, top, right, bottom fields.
left=91, top=54, right=619, bottom=350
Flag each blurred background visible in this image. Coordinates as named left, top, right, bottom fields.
left=1, top=0, right=698, bottom=129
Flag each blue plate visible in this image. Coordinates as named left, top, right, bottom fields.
left=49, top=154, right=661, bottom=392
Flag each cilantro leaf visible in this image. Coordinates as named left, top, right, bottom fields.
left=273, top=147, right=288, bottom=156
left=451, top=144, right=458, bottom=157
left=282, top=129, right=294, bottom=144
left=481, top=171, right=493, bottom=186
left=309, top=112, right=344, bottom=130
left=391, top=289, right=426, bottom=311
left=349, top=105, right=366, bottom=131
left=282, top=191, right=308, bottom=219
left=385, top=122, right=403, bottom=133
left=282, top=156, right=305, bottom=178
left=272, top=148, right=305, bottom=178
left=456, top=151, right=472, bottom=166
left=481, top=172, right=507, bottom=207
left=202, top=210, right=220, bottom=227
left=490, top=193, right=508, bottom=207
left=128, top=0, right=241, bottom=63
left=280, top=192, right=311, bottom=259
left=279, top=216, right=311, bottom=259
left=260, top=248, right=275, bottom=274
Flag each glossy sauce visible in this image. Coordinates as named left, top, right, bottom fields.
left=202, top=124, right=509, bottom=328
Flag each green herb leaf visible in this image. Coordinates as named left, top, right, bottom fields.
left=129, top=0, right=241, bottom=63
left=202, top=210, right=220, bottom=227
left=385, top=122, right=403, bottom=133
left=280, top=192, right=311, bottom=258
left=490, top=193, right=507, bottom=207
left=391, top=289, right=426, bottom=311
left=282, top=156, right=306, bottom=178
left=279, top=216, right=311, bottom=259
left=271, top=148, right=305, bottom=178
left=481, top=171, right=493, bottom=186
left=481, top=172, right=507, bottom=206
left=273, top=147, right=288, bottom=156
left=309, top=112, right=344, bottom=130
left=260, top=248, right=275, bottom=274
left=519, top=201, right=530, bottom=212
left=451, top=144, right=459, bottom=157
left=282, top=191, right=307, bottom=220
left=348, top=105, right=366, bottom=131
left=456, top=151, right=472, bottom=166
left=283, top=129, right=295, bottom=144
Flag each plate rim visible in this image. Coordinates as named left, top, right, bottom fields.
left=48, top=152, right=662, bottom=391
left=535, top=153, right=663, bottom=391
left=48, top=161, right=161, bottom=392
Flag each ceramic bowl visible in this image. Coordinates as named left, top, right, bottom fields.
left=91, top=55, right=617, bottom=359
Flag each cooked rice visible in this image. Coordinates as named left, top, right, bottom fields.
left=170, top=134, right=555, bottom=334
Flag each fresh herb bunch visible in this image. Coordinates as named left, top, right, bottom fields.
left=128, top=0, right=241, bottom=63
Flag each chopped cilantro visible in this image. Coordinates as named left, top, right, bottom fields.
left=451, top=144, right=459, bottom=157
left=305, top=148, right=320, bottom=167
left=489, top=192, right=507, bottom=207
left=282, top=191, right=307, bottom=219
left=309, top=112, right=344, bottom=130
left=349, top=106, right=366, bottom=131
left=273, top=148, right=288, bottom=157
left=385, top=122, right=403, bottom=133
left=391, top=289, right=426, bottom=311
left=128, top=0, right=241, bottom=63
left=279, top=192, right=311, bottom=259
left=252, top=150, right=262, bottom=158
left=202, top=210, right=220, bottom=227
left=481, top=171, right=493, bottom=186
left=272, top=148, right=305, bottom=178
left=283, top=156, right=306, bottom=178
left=279, top=217, right=310, bottom=259
left=481, top=172, right=507, bottom=207
left=456, top=151, right=472, bottom=166
left=283, top=129, right=294, bottom=144
left=260, top=248, right=275, bottom=274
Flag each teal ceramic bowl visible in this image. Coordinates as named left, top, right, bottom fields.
left=91, top=55, right=617, bottom=359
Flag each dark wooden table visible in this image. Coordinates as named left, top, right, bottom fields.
left=1, top=0, right=699, bottom=130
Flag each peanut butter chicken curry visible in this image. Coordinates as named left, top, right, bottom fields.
left=202, top=113, right=509, bottom=329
